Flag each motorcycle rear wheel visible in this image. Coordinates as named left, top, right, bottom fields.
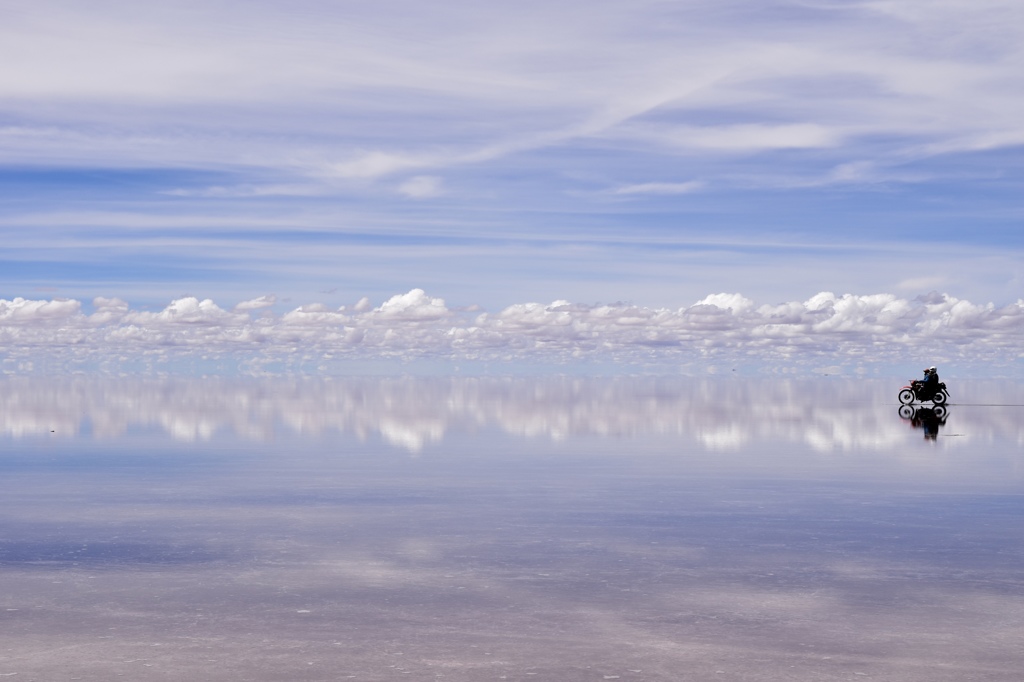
left=898, top=389, right=915, bottom=405
left=932, top=391, right=947, bottom=405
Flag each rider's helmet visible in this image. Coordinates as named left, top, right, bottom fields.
left=929, top=366, right=937, bottom=373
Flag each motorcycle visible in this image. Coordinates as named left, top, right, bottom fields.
left=898, top=379, right=949, bottom=406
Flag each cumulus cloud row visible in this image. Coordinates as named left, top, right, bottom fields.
left=2, top=289, right=1022, bottom=373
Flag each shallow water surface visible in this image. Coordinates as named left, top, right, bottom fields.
left=2, top=378, right=1023, bottom=681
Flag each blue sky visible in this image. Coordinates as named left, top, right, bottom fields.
left=2, top=0, right=1022, bottom=374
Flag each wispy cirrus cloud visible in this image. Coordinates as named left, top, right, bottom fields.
left=398, top=176, right=446, bottom=199
left=2, top=1, right=1022, bottom=181
left=613, top=181, right=705, bottom=195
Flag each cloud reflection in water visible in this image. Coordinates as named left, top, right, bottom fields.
left=2, top=377, right=1021, bottom=454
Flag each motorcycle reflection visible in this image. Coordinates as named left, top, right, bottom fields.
left=898, top=404, right=949, bottom=440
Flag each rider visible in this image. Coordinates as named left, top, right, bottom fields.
left=916, top=366, right=939, bottom=399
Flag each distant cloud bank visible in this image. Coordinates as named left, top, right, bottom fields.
left=2, top=289, right=1021, bottom=375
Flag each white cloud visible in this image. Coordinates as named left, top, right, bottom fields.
left=122, top=297, right=247, bottom=327
left=0, top=297, right=80, bottom=325
left=2, top=289, right=1022, bottom=373
left=398, top=175, right=445, bottom=198
left=161, top=184, right=326, bottom=198
left=375, top=289, right=451, bottom=321
left=613, top=181, right=704, bottom=195
left=675, top=124, right=843, bottom=152
left=695, top=293, right=755, bottom=314
left=88, top=297, right=130, bottom=324
left=325, top=152, right=430, bottom=180
left=234, top=295, right=277, bottom=312
left=280, top=303, right=349, bottom=328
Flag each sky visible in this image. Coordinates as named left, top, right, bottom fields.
left=1, top=0, right=1023, bottom=375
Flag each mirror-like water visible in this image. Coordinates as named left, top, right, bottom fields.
left=2, top=378, right=1022, bottom=681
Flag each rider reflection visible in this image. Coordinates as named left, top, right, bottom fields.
left=898, top=405, right=949, bottom=440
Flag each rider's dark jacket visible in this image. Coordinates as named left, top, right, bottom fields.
left=918, top=372, right=938, bottom=396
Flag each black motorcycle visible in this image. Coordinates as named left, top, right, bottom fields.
left=898, top=379, right=949, bottom=406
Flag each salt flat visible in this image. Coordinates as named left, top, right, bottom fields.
left=1, top=378, right=1022, bottom=681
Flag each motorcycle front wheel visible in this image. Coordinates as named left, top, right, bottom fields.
left=898, top=389, right=915, bottom=404
left=932, top=391, right=947, bottom=405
